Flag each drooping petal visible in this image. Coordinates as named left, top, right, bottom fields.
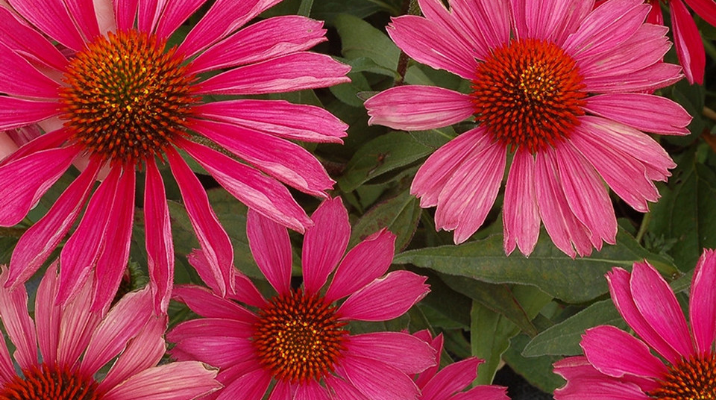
left=690, top=249, right=716, bottom=354
left=101, top=362, right=221, bottom=400
left=553, top=357, right=651, bottom=400
left=337, top=271, right=429, bottom=321
left=345, top=332, right=435, bottom=374
left=581, top=325, right=667, bottom=379
left=0, top=6, right=67, bottom=71
left=6, top=0, right=86, bottom=50
left=0, top=268, right=37, bottom=371
left=503, top=148, right=540, bottom=256
left=585, top=93, right=691, bottom=135
left=364, top=85, right=474, bottom=131
left=670, top=0, right=706, bottom=84
left=338, top=355, right=421, bottom=400
left=303, top=197, right=350, bottom=295
left=246, top=209, right=292, bottom=296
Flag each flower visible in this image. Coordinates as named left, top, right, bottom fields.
left=168, top=197, right=434, bottom=400
left=553, top=249, right=716, bottom=399
left=364, top=0, right=691, bottom=257
left=0, top=0, right=350, bottom=311
left=0, top=263, right=221, bottom=400
left=413, top=330, right=510, bottom=400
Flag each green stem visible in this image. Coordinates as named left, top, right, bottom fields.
left=635, top=211, right=651, bottom=244
left=0, top=227, right=26, bottom=238
left=395, top=0, right=421, bottom=84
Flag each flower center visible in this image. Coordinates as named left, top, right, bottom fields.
left=471, top=38, right=587, bottom=154
left=252, top=289, right=348, bottom=384
left=649, top=353, right=716, bottom=400
left=0, top=364, right=101, bottom=400
left=59, top=30, right=199, bottom=165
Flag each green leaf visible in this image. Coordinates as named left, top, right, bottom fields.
left=329, top=71, right=372, bottom=107
left=415, top=268, right=471, bottom=330
left=314, top=1, right=384, bottom=25
left=338, top=132, right=432, bottom=192
left=522, top=300, right=627, bottom=357
left=504, top=334, right=566, bottom=393
left=334, top=14, right=400, bottom=70
left=349, top=190, right=421, bottom=251
left=394, top=229, right=678, bottom=303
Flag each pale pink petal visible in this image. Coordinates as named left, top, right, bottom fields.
left=364, top=86, right=474, bottom=131
left=0, top=7, right=67, bottom=71
left=420, top=358, right=480, bottom=400
left=0, top=97, right=60, bottom=130
left=337, top=271, right=429, bottom=321
left=34, top=263, right=61, bottom=365
left=554, top=141, right=617, bottom=249
left=102, top=362, right=221, bottom=400
left=99, top=315, right=167, bottom=392
left=451, top=0, right=511, bottom=50
left=451, top=385, right=510, bottom=400
left=325, top=229, right=395, bottom=302
left=0, top=268, right=37, bottom=370
left=324, top=376, right=370, bottom=400
left=345, top=332, right=435, bottom=374
left=172, top=285, right=257, bottom=323
left=0, top=321, right=15, bottom=382
left=195, top=100, right=346, bottom=144
left=503, top=148, right=540, bottom=256
left=606, top=267, right=682, bottom=364
left=303, top=197, right=350, bottom=295
left=0, top=146, right=77, bottom=226
left=190, top=118, right=334, bottom=197
left=690, top=249, right=716, bottom=354
left=216, top=368, right=272, bottom=400
left=0, top=132, right=17, bottom=161
left=416, top=0, right=490, bottom=60
left=57, top=273, right=100, bottom=367
left=7, top=158, right=99, bottom=287
left=58, top=165, right=122, bottom=304
left=189, top=15, right=326, bottom=74
left=630, top=262, right=694, bottom=358
left=387, top=15, right=477, bottom=80
left=80, top=288, right=154, bottom=376
left=584, top=62, right=683, bottom=93
left=113, top=0, right=138, bottom=31
left=167, top=147, right=234, bottom=297
left=195, top=52, right=350, bottom=95
left=179, top=137, right=311, bottom=233
left=684, top=0, right=716, bottom=26
left=6, top=0, right=85, bottom=50
left=339, top=355, right=420, bottom=400
left=155, top=0, right=205, bottom=39
left=93, top=0, right=115, bottom=34
left=412, top=127, right=487, bottom=208
left=585, top=93, right=691, bottom=135
left=187, top=251, right=266, bottom=307
left=581, top=325, right=667, bottom=379
left=246, top=209, right=292, bottom=296
left=178, top=0, right=283, bottom=57
left=670, top=0, right=706, bottom=84
left=534, top=149, right=593, bottom=258
left=64, top=0, right=100, bottom=41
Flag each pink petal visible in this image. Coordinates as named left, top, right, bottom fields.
left=364, top=85, right=474, bottom=131
left=303, top=197, right=350, bottom=295
left=195, top=52, right=350, bottom=95
left=503, top=148, right=540, bottom=256
left=172, top=285, right=257, bottom=323
left=0, top=316, right=16, bottom=382
left=414, top=331, right=443, bottom=388
left=511, top=0, right=573, bottom=42
left=387, top=15, right=477, bottom=80
left=554, top=377, right=650, bottom=400
left=337, top=270, right=429, bottom=321
left=0, top=7, right=67, bottom=71
left=345, top=332, right=435, bottom=374
left=168, top=318, right=253, bottom=344
left=179, top=137, right=311, bottom=233
left=0, top=97, right=60, bottom=130
left=585, top=93, right=691, bottom=135
left=683, top=0, right=716, bottom=26
left=267, top=380, right=294, bottom=400
left=6, top=0, right=86, bottom=50
left=190, top=118, right=334, bottom=197
left=416, top=0, right=490, bottom=61
left=136, top=0, right=164, bottom=33
left=154, top=0, right=205, bottom=40
left=7, top=159, right=99, bottom=287
left=189, top=15, right=326, bottom=74
left=113, top=0, right=138, bottom=31
left=420, top=358, right=480, bottom=400
left=339, top=355, right=420, bottom=400
left=670, top=0, right=706, bottom=84
left=34, top=264, right=61, bottom=365
left=0, top=127, right=70, bottom=167
left=246, top=209, right=292, bottom=296
left=583, top=62, right=683, bottom=93
left=216, top=368, right=272, bottom=400
left=293, top=380, right=331, bottom=400
left=187, top=250, right=266, bottom=307
left=0, top=145, right=76, bottom=226
left=57, top=273, right=101, bottom=368
left=690, top=249, right=716, bottom=354
left=167, top=147, right=234, bottom=297
left=0, top=268, right=37, bottom=370
left=606, top=267, right=682, bottom=364
left=581, top=325, right=667, bottom=379
left=194, top=100, right=347, bottom=144
left=630, top=262, right=694, bottom=358
left=64, top=0, right=100, bottom=41
left=324, top=376, right=370, bottom=400
left=451, top=385, right=509, bottom=400
left=170, top=335, right=255, bottom=368
left=144, top=159, right=174, bottom=313
left=450, top=0, right=511, bottom=51
left=101, top=362, right=221, bottom=400
left=178, top=0, right=283, bottom=58
left=325, top=229, right=396, bottom=302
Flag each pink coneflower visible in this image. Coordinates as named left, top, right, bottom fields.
left=168, top=198, right=434, bottom=399
left=364, top=0, right=692, bottom=257
left=0, top=263, right=221, bottom=400
left=0, top=0, right=350, bottom=311
left=554, top=249, right=716, bottom=399
left=413, top=330, right=509, bottom=400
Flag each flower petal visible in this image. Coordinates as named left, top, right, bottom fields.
left=503, top=148, right=540, bottom=256
left=581, top=325, right=667, bottom=379
left=64, top=0, right=100, bottom=41
left=186, top=250, right=266, bottom=307
left=7, top=0, right=86, bottom=50
left=57, top=273, right=100, bottom=368
left=683, top=0, right=716, bottom=26
left=345, top=332, right=435, bottom=374
left=216, top=368, right=272, bottom=400
left=0, top=97, right=61, bottom=131
left=337, top=271, right=429, bottom=321
left=338, top=355, right=420, bottom=400
left=34, top=264, right=61, bottom=366
left=420, top=358, right=480, bottom=400
left=172, top=285, right=257, bottom=323
left=690, top=249, right=716, bottom=354
left=113, top=0, right=138, bottom=31
left=102, top=362, right=221, bottom=400
left=585, top=93, right=691, bottom=135
left=0, top=7, right=67, bottom=71
left=246, top=209, right=292, bottom=296
left=670, top=0, right=706, bottom=84
left=0, top=267, right=37, bottom=370
left=154, top=0, right=205, bottom=40
left=303, top=197, right=350, bottom=295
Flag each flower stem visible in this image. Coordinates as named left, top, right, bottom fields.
left=635, top=211, right=651, bottom=244
left=395, top=0, right=421, bottom=84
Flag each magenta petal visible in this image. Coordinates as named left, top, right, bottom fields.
left=6, top=0, right=86, bottom=50
left=337, top=271, right=429, bottom=321
left=0, top=269, right=37, bottom=371
left=187, top=250, right=266, bottom=307
left=0, top=128, right=70, bottom=167
left=196, top=52, right=350, bottom=95
left=339, top=355, right=420, bottom=400
left=303, top=197, right=350, bottom=295
left=34, top=264, right=61, bottom=365
left=101, top=362, right=221, bottom=400
left=0, top=145, right=77, bottom=226
left=246, top=209, right=292, bottom=296
left=114, top=0, right=139, bottom=31
left=136, top=0, right=163, bottom=33
left=64, top=0, right=100, bottom=41
left=0, top=7, right=68, bottom=71
left=690, top=249, right=716, bottom=353
left=325, top=229, right=396, bottom=303
left=324, top=376, right=369, bottom=400
left=167, top=147, right=234, bottom=297
left=684, top=0, right=716, bottom=26
left=57, top=274, right=100, bottom=368
left=168, top=318, right=253, bottom=344
left=364, top=85, right=474, bottom=131
left=416, top=0, right=490, bottom=60
left=421, top=358, right=480, bottom=399
left=585, top=93, right=691, bottom=135
left=268, top=379, right=294, bottom=400
left=172, top=285, right=257, bottom=323
left=452, top=385, right=510, bottom=400
left=503, top=148, right=540, bottom=256
left=345, top=332, right=435, bottom=374
left=155, top=0, right=205, bottom=39
left=0, top=97, right=60, bottom=130
left=451, top=0, right=512, bottom=50
left=171, top=335, right=255, bottom=368
left=581, top=325, right=667, bottom=379
left=144, top=159, right=174, bottom=313
left=670, top=0, right=706, bottom=84
left=293, top=380, right=331, bottom=400
left=216, top=368, right=272, bottom=400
